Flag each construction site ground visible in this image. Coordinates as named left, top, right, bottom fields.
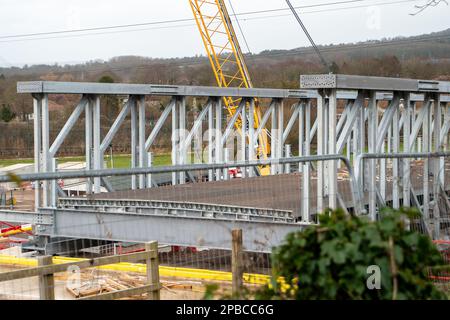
left=0, top=264, right=212, bottom=300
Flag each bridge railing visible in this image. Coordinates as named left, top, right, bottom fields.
left=354, top=152, right=450, bottom=240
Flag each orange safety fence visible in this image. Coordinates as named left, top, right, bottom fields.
left=429, top=240, right=450, bottom=283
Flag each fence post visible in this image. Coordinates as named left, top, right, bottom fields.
left=145, top=241, right=160, bottom=300
left=232, top=229, right=243, bottom=297
left=38, top=256, right=55, bottom=300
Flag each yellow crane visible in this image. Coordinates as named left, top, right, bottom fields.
left=188, top=0, right=271, bottom=174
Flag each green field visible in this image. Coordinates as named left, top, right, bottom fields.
left=0, top=153, right=172, bottom=168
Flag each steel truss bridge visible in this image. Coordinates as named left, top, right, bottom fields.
left=1, top=74, right=450, bottom=253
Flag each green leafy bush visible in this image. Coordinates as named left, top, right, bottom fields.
left=258, top=208, right=446, bottom=300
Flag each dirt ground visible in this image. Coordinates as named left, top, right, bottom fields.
left=0, top=265, right=208, bottom=300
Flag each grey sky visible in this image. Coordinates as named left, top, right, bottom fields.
left=0, top=0, right=449, bottom=67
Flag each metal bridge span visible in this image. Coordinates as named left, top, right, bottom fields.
left=1, top=74, right=450, bottom=253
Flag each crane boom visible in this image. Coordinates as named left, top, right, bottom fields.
left=188, top=0, right=270, bottom=168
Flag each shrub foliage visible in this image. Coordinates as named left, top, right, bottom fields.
left=259, top=208, right=446, bottom=300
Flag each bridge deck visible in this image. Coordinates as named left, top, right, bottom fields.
left=94, top=160, right=450, bottom=218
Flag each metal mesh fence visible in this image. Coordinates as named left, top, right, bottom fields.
left=1, top=155, right=449, bottom=299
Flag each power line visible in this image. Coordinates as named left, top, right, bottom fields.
left=6, top=32, right=449, bottom=76
left=0, top=0, right=422, bottom=46
left=285, top=0, right=331, bottom=73
left=239, top=0, right=421, bottom=21
left=227, top=0, right=253, bottom=55
left=0, top=0, right=419, bottom=41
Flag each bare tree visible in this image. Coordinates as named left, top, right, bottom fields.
left=410, top=0, right=448, bottom=16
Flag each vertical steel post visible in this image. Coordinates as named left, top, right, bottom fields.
left=277, top=100, right=284, bottom=174
left=41, top=94, right=50, bottom=206
left=328, top=89, right=337, bottom=209
left=413, top=103, right=417, bottom=153
left=93, top=96, right=101, bottom=193
left=423, top=95, right=431, bottom=221
left=172, top=98, right=179, bottom=185
left=432, top=93, right=442, bottom=238
left=352, top=110, right=359, bottom=168
left=357, top=103, right=366, bottom=188
left=443, top=103, right=450, bottom=186
left=368, top=92, right=378, bottom=220
left=223, top=148, right=230, bottom=180
left=179, top=97, right=186, bottom=184
left=285, top=144, right=291, bottom=173
left=392, top=104, right=400, bottom=209
left=323, top=100, right=330, bottom=197
left=208, top=99, right=214, bottom=181
left=270, top=101, right=277, bottom=175
left=346, top=132, right=351, bottom=166
left=131, top=97, right=138, bottom=190
left=302, top=101, right=311, bottom=222
left=248, top=99, right=255, bottom=177
left=433, top=94, right=443, bottom=182
left=215, top=98, right=223, bottom=180
left=147, top=152, right=153, bottom=188
left=85, top=97, right=93, bottom=195
left=138, top=96, right=146, bottom=189
left=241, top=100, right=247, bottom=178
left=33, top=96, right=42, bottom=210
left=298, top=102, right=304, bottom=173
left=194, top=103, right=203, bottom=164
left=317, top=92, right=325, bottom=213
left=380, top=140, right=386, bottom=199
left=51, top=158, right=57, bottom=207
left=403, top=95, right=412, bottom=207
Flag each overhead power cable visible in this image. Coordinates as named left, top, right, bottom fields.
left=5, top=32, right=449, bottom=75
left=285, top=0, right=331, bottom=73
left=0, top=0, right=419, bottom=41
left=227, top=0, right=253, bottom=55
